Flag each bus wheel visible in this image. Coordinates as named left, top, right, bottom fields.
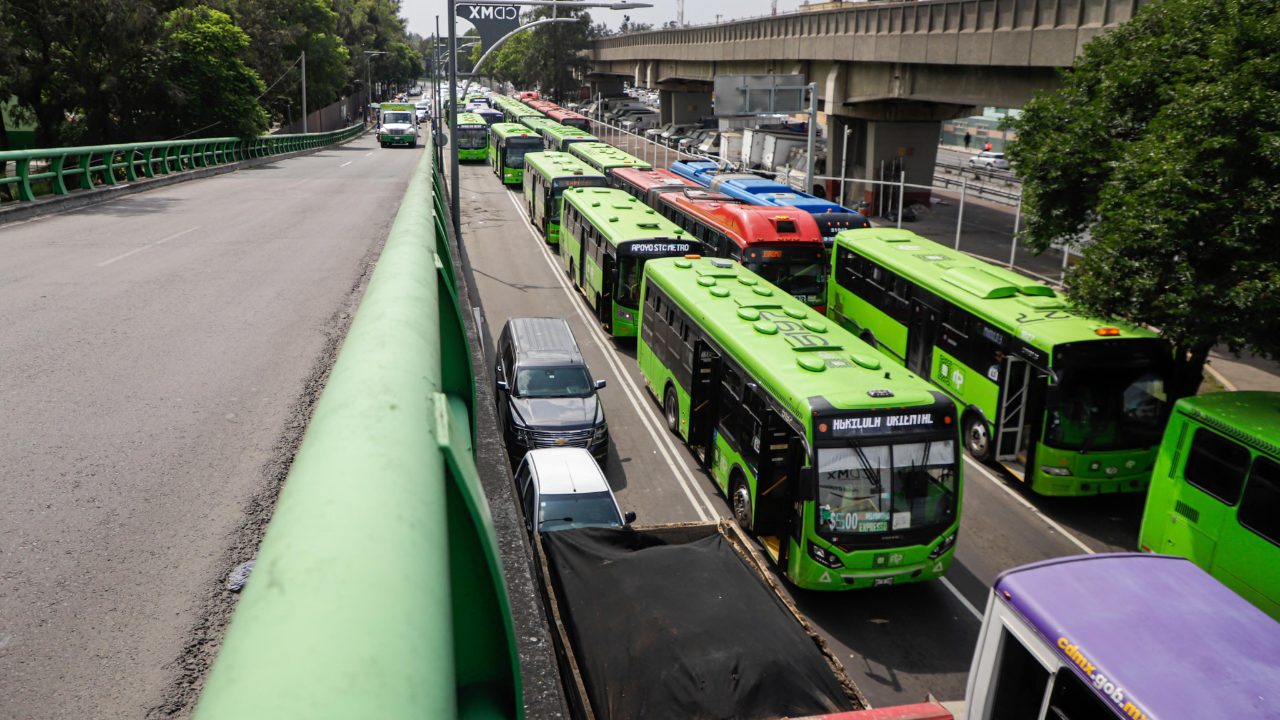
left=568, top=260, right=575, bottom=282
left=664, top=386, right=679, bottom=433
left=964, top=414, right=991, bottom=462
left=731, top=476, right=753, bottom=531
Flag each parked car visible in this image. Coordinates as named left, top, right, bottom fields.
left=495, top=317, right=609, bottom=466
left=645, top=122, right=677, bottom=141
left=969, top=151, right=1011, bottom=170
left=622, top=113, right=661, bottom=132
left=515, top=447, right=635, bottom=537
left=677, top=128, right=712, bottom=153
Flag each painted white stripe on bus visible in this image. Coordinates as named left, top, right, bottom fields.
left=964, top=458, right=1096, bottom=555
left=503, top=187, right=718, bottom=521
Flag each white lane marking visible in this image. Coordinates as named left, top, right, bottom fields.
left=96, top=226, right=200, bottom=267
left=939, top=577, right=983, bottom=621
left=285, top=179, right=309, bottom=189
left=340, top=161, right=353, bottom=168
left=964, top=458, right=1096, bottom=555
left=502, top=187, right=717, bottom=521
left=364, top=152, right=373, bottom=157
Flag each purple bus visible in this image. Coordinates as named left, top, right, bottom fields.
left=964, top=553, right=1280, bottom=720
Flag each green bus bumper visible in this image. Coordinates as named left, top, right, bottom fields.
left=790, top=535, right=957, bottom=591
left=1026, top=443, right=1156, bottom=496
left=459, top=149, right=487, bottom=161
left=502, top=168, right=522, bottom=185
left=612, top=306, right=638, bottom=337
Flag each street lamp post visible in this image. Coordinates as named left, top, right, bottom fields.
left=301, top=51, right=307, bottom=134
left=363, top=51, right=388, bottom=124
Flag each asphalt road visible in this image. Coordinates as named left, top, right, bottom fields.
left=0, top=134, right=421, bottom=719
left=454, top=159, right=1148, bottom=709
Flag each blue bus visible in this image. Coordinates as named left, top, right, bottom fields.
left=670, top=160, right=870, bottom=244
left=964, top=553, right=1280, bottom=720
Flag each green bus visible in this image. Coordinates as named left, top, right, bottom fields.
left=827, top=228, right=1169, bottom=496
left=522, top=152, right=609, bottom=245
left=518, top=116, right=561, bottom=135
left=559, top=187, right=701, bottom=336
left=639, top=256, right=963, bottom=590
left=542, top=124, right=598, bottom=153
left=1139, top=391, right=1280, bottom=620
left=452, top=112, right=490, bottom=161
left=567, top=142, right=652, bottom=177
left=504, top=104, right=544, bottom=125
left=489, top=123, right=542, bottom=186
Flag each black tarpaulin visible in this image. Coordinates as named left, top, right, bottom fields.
left=542, top=527, right=856, bottom=720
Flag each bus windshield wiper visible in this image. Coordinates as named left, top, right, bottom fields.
left=850, top=444, right=882, bottom=494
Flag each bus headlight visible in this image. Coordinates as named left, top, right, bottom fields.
left=1042, top=466, right=1073, bottom=476
left=929, top=532, right=958, bottom=559
left=617, top=308, right=635, bottom=322
left=808, top=541, right=844, bottom=569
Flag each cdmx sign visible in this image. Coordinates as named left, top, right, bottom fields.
left=463, top=4, right=519, bottom=19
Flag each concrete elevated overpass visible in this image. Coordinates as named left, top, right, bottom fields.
left=589, top=0, right=1148, bottom=202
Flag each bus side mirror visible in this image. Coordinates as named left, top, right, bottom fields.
left=797, top=467, right=817, bottom=502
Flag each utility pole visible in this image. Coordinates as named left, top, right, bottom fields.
left=448, top=0, right=460, bottom=238
left=677, top=0, right=684, bottom=26
left=301, top=51, right=308, bottom=134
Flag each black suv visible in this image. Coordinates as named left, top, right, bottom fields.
left=495, top=318, right=609, bottom=465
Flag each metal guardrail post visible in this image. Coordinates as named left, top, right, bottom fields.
left=192, top=133, right=518, bottom=720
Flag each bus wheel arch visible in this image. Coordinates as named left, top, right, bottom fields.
left=961, top=406, right=992, bottom=462
left=730, top=469, right=753, bottom=531
left=663, top=382, right=680, bottom=434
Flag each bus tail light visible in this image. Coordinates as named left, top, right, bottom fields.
left=1096, top=327, right=1121, bottom=336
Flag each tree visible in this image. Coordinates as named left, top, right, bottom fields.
left=1005, top=0, right=1280, bottom=401
left=522, top=3, right=593, bottom=103
left=159, top=7, right=269, bottom=139
left=483, top=30, right=533, bottom=90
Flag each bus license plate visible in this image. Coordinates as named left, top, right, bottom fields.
left=874, top=577, right=894, bottom=587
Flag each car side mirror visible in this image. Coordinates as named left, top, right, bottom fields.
left=624, top=511, right=637, bottom=524
left=497, top=380, right=508, bottom=391
left=797, top=466, right=817, bottom=502
left=595, top=379, right=607, bottom=390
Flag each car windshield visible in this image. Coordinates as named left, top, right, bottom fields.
left=538, top=491, right=622, bottom=532
left=515, top=366, right=592, bottom=397
left=742, top=256, right=827, bottom=302
left=1044, top=369, right=1166, bottom=452
left=504, top=138, right=542, bottom=168
left=816, top=440, right=958, bottom=535
left=383, top=112, right=412, bottom=125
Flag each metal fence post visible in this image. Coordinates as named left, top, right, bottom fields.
left=954, top=178, right=967, bottom=250
left=897, top=170, right=905, bottom=229
left=1009, top=195, right=1023, bottom=268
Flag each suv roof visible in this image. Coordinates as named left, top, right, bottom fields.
left=527, top=448, right=610, bottom=495
left=507, top=317, right=584, bottom=366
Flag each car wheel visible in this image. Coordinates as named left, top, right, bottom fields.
left=731, top=476, right=753, bottom=531
left=964, top=414, right=992, bottom=462
left=664, top=386, right=679, bottom=434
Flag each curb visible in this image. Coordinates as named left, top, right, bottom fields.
left=0, top=129, right=369, bottom=227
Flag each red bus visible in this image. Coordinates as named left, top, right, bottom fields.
left=610, top=167, right=699, bottom=205
left=525, top=99, right=558, bottom=114
left=547, top=108, right=591, bottom=132
left=654, top=190, right=829, bottom=311
left=517, top=91, right=540, bottom=101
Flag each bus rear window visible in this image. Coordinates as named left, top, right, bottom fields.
left=1184, top=428, right=1250, bottom=504
left=776, top=220, right=797, bottom=234
left=1239, top=456, right=1280, bottom=545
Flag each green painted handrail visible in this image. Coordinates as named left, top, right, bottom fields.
left=193, top=136, right=519, bottom=719
left=0, top=125, right=364, bottom=203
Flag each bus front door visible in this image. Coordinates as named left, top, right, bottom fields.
left=687, top=340, right=719, bottom=466
left=995, top=357, right=1031, bottom=464
left=753, top=416, right=800, bottom=538
left=907, top=299, right=940, bottom=377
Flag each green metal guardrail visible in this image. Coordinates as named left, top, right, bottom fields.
left=193, top=136, right=519, bottom=719
left=0, top=125, right=364, bottom=203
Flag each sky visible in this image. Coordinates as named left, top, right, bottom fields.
left=403, top=0, right=797, bottom=38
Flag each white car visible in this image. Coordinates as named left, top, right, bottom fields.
left=969, top=151, right=1011, bottom=170
left=515, top=448, right=635, bottom=536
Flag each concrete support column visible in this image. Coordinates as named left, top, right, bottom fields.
left=666, top=92, right=711, bottom=125
left=659, top=90, right=674, bottom=124
left=856, top=120, right=941, bottom=213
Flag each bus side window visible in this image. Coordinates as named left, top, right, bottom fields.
left=986, top=629, right=1051, bottom=720
left=1184, top=428, right=1250, bottom=504
left=743, top=387, right=768, bottom=462
left=1238, top=456, right=1280, bottom=545
left=717, top=365, right=743, bottom=447
left=938, top=303, right=972, bottom=353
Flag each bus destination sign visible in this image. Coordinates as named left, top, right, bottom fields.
left=623, top=241, right=695, bottom=255
left=816, top=412, right=940, bottom=438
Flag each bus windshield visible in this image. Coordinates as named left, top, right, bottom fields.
left=616, top=256, right=645, bottom=309
left=816, top=440, right=958, bottom=534
left=504, top=138, right=542, bottom=168
left=743, top=251, right=827, bottom=301
left=1045, top=369, right=1166, bottom=451
left=458, top=127, right=487, bottom=149
left=515, top=366, right=593, bottom=397
left=538, top=491, right=622, bottom=532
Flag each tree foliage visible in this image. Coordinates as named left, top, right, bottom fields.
left=522, top=4, right=593, bottom=104
left=1006, top=0, right=1280, bottom=399
left=0, top=0, right=419, bottom=146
